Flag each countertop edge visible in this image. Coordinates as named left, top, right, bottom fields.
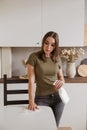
left=0, top=76, right=87, bottom=83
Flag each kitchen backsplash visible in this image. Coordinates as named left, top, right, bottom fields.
left=12, top=47, right=40, bottom=76
left=11, top=46, right=87, bottom=77
left=59, top=47, right=87, bottom=76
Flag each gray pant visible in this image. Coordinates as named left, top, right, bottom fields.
left=35, top=92, right=64, bottom=127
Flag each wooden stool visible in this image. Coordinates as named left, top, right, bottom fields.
left=58, top=127, right=72, bottom=130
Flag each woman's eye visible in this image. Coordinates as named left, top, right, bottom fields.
left=44, top=42, right=56, bottom=47
left=44, top=42, right=49, bottom=45
left=51, top=44, right=56, bottom=47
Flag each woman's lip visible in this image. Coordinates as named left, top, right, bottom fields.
left=46, top=50, right=50, bottom=52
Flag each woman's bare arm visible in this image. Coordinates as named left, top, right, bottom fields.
left=27, top=64, right=38, bottom=110
left=58, top=69, right=65, bottom=83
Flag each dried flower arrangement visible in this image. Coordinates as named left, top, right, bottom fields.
left=60, top=48, right=85, bottom=62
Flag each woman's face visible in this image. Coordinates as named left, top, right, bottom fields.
left=43, top=37, right=56, bottom=57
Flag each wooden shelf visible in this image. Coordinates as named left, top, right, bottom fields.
left=0, top=76, right=87, bottom=84
left=65, top=76, right=87, bottom=83
left=0, top=76, right=28, bottom=83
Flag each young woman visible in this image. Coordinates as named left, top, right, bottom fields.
left=26, top=31, right=65, bottom=127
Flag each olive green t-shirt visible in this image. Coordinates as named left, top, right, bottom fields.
left=26, top=51, right=62, bottom=96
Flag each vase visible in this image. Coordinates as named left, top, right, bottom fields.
left=66, top=62, right=76, bottom=78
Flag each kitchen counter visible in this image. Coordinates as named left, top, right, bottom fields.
left=0, top=76, right=87, bottom=83
left=65, top=76, right=87, bottom=83
left=0, top=76, right=86, bottom=130
left=0, top=106, right=57, bottom=130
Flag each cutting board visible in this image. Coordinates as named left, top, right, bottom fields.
left=77, top=64, right=87, bottom=77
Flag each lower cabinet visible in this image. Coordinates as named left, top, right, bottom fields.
left=59, top=83, right=86, bottom=130
left=0, top=84, right=3, bottom=106
left=0, top=83, right=87, bottom=130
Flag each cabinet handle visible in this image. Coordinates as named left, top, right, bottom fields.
left=36, top=42, right=39, bottom=44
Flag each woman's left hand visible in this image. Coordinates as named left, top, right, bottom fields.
left=53, top=80, right=65, bottom=90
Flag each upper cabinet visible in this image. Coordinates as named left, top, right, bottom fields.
left=0, top=0, right=42, bottom=47
left=0, top=0, right=85, bottom=47
left=84, top=0, right=87, bottom=46
left=42, top=0, right=85, bottom=46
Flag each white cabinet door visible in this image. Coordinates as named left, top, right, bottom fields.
left=42, top=0, right=84, bottom=46
left=0, top=84, right=3, bottom=106
left=59, top=83, right=86, bottom=130
left=0, top=0, right=42, bottom=47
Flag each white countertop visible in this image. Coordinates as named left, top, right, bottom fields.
left=0, top=105, right=57, bottom=130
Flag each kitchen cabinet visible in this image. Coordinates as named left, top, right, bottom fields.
left=0, top=0, right=42, bottom=47
left=59, top=83, right=86, bottom=130
left=42, top=0, right=84, bottom=46
left=0, top=0, right=85, bottom=47
left=0, top=78, right=87, bottom=130
left=0, top=84, right=3, bottom=106
left=0, top=106, right=57, bottom=130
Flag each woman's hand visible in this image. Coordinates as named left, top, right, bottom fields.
left=54, top=68, right=65, bottom=90
left=53, top=80, right=65, bottom=90
left=28, top=101, right=39, bottom=111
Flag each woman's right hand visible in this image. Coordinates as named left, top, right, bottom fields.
left=28, top=101, right=39, bottom=111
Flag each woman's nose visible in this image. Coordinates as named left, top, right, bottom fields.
left=47, top=45, right=51, bottom=50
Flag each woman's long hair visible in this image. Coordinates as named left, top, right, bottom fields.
left=40, top=31, right=59, bottom=62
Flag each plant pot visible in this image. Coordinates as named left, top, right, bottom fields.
left=66, top=62, right=76, bottom=78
